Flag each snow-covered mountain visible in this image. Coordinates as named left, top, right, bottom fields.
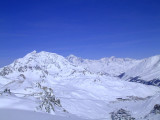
left=67, top=54, right=141, bottom=76
left=120, top=55, right=160, bottom=87
left=0, top=51, right=160, bottom=120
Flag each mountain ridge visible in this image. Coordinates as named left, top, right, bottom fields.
left=0, top=51, right=160, bottom=120
left=1, top=51, right=160, bottom=85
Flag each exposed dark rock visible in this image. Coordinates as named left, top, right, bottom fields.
left=98, top=72, right=109, bottom=76
left=116, top=98, right=130, bottom=101
left=40, top=74, right=46, bottom=79
left=18, top=66, right=27, bottom=72
left=111, top=109, right=135, bottom=120
left=151, top=104, right=160, bottom=114
left=115, top=96, right=151, bottom=103
left=37, top=87, right=66, bottom=113
left=44, top=70, right=48, bottom=75
left=144, top=104, right=160, bottom=119
left=35, top=65, right=42, bottom=70
left=1, top=88, right=14, bottom=96
left=4, top=88, right=11, bottom=94
left=128, top=76, right=160, bottom=87
left=19, top=74, right=26, bottom=79
left=0, top=67, right=13, bottom=76
left=118, top=73, right=125, bottom=79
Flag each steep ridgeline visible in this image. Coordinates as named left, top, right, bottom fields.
left=120, top=55, right=160, bottom=87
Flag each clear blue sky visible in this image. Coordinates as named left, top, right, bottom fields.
left=0, top=0, right=160, bottom=67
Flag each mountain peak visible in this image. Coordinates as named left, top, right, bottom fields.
left=66, top=54, right=84, bottom=64
left=25, top=50, right=37, bottom=57
left=32, top=50, right=37, bottom=54
left=67, top=54, right=77, bottom=58
left=24, top=51, right=61, bottom=59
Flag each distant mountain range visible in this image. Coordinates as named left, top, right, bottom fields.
left=0, top=51, right=160, bottom=120
left=1, top=51, right=160, bottom=85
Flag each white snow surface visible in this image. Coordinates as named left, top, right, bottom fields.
left=0, top=108, right=87, bottom=120
left=0, top=51, right=160, bottom=120
left=67, top=54, right=141, bottom=76
left=122, top=55, right=160, bottom=80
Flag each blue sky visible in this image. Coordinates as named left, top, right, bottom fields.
left=0, top=0, right=160, bottom=67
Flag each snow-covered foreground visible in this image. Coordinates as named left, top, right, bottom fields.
left=0, top=51, right=160, bottom=120
left=0, top=78, right=160, bottom=120
left=0, top=109, right=87, bottom=120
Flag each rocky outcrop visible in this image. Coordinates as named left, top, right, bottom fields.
left=37, top=86, right=66, bottom=113
left=128, top=76, right=160, bottom=87
left=0, top=67, right=13, bottom=76
left=111, top=109, right=135, bottom=120
left=151, top=104, right=160, bottom=114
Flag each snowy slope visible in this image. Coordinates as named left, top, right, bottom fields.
left=0, top=76, right=159, bottom=120
left=0, top=51, right=160, bottom=120
left=121, top=55, right=160, bottom=86
left=123, top=55, right=160, bottom=80
left=0, top=109, right=87, bottom=120
left=0, top=51, right=86, bottom=79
